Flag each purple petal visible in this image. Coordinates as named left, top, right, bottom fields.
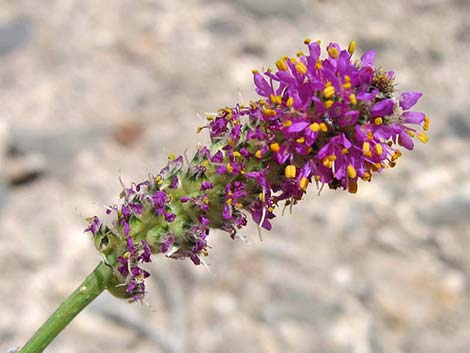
left=361, top=50, right=375, bottom=66
left=286, top=120, right=309, bottom=133
left=371, top=99, right=394, bottom=117
left=402, top=111, right=425, bottom=124
left=399, top=91, right=422, bottom=110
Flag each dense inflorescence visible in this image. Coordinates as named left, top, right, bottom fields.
left=85, top=40, right=429, bottom=302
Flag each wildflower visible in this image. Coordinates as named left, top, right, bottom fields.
left=84, top=40, right=429, bottom=301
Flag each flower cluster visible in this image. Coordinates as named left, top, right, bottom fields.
left=85, top=40, right=429, bottom=302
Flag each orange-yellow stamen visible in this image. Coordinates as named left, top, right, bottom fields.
left=270, top=94, right=282, bottom=105
left=323, top=85, right=335, bottom=98
left=300, top=177, right=309, bottom=191
left=348, top=40, right=356, bottom=54
left=285, top=165, right=297, bottom=179
left=375, top=143, right=383, bottom=156
left=347, top=165, right=357, bottom=179
left=270, top=143, right=280, bottom=153
left=295, top=62, right=308, bottom=75
left=319, top=122, right=328, bottom=132
left=417, top=132, right=429, bottom=143
left=263, top=109, right=277, bottom=117
left=324, top=100, right=334, bottom=109
left=309, top=122, right=320, bottom=132
left=328, top=46, right=339, bottom=59
left=286, top=97, right=294, bottom=108
left=349, top=93, right=357, bottom=105
left=275, top=57, right=288, bottom=71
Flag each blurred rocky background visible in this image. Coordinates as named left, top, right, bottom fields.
left=0, top=0, right=469, bottom=352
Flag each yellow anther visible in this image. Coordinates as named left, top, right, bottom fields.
left=123, top=251, right=131, bottom=259
left=417, top=132, right=429, bottom=144
left=295, top=62, right=308, bottom=75
left=227, top=137, right=234, bottom=146
left=304, top=38, right=311, bottom=45
left=285, top=165, right=297, bottom=179
left=407, top=130, right=415, bottom=137
left=300, top=177, right=309, bottom=191
left=344, top=75, right=351, bottom=83
left=226, top=198, right=233, bottom=205
left=202, top=196, right=209, bottom=204
left=367, top=131, right=374, bottom=140
left=327, top=46, right=339, bottom=59
left=255, top=150, right=262, bottom=159
left=316, top=39, right=322, bottom=45
left=349, top=93, right=357, bottom=105
left=196, top=126, right=203, bottom=133
left=235, top=202, right=243, bottom=209
left=258, top=193, right=264, bottom=201
left=310, top=122, right=320, bottom=132
left=341, top=148, right=349, bottom=154
left=290, top=57, right=298, bottom=64
left=263, top=109, right=277, bottom=117
left=348, top=40, right=356, bottom=54
left=283, top=120, right=292, bottom=127
left=342, top=82, right=352, bottom=89
left=315, top=59, right=323, bottom=70
left=286, top=96, right=294, bottom=108
left=324, top=100, right=334, bottom=109
left=374, top=117, right=383, bottom=125
left=320, top=122, right=328, bottom=132
left=362, top=142, right=370, bottom=155
left=270, top=94, right=282, bottom=105
left=233, top=151, right=241, bottom=158
left=389, top=161, right=396, bottom=168
left=323, top=158, right=333, bottom=168
left=375, top=143, right=383, bottom=156
left=323, top=155, right=336, bottom=168
left=296, top=51, right=305, bottom=57
left=252, top=69, right=259, bottom=74
left=363, top=171, right=371, bottom=181
left=347, top=165, right=357, bottom=179
left=391, top=152, right=400, bottom=161
left=296, top=137, right=305, bottom=144
left=226, top=163, right=233, bottom=173
left=423, top=115, right=430, bottom=131
left=374, top=162, right=382, bottom=170
left=270, top=143, right=280, bottom=152
left=325, top=81, right=332, bottom=87
left=268, top=206, right=275, bottom=212
left=275, top=58, right=288, bottom=71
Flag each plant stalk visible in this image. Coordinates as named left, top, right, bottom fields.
left=18, top=261, right=115, bottom=353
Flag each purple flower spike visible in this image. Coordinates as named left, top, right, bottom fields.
left=85, top=39, right=429, bottom=302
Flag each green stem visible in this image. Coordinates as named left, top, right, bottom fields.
left=18, top=261, right=115, bottom=353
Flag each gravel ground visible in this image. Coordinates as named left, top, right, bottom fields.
left=0, top=1, right=469, bottom=352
